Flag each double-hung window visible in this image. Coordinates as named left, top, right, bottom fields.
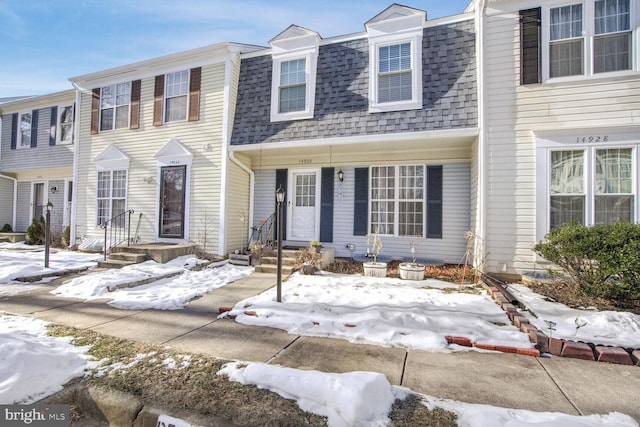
left=378, top=43, right=413, bottom=103
left=593, top=0, right=631, bottom=73
left=19, top=112, right=32, bottom=148
left=58, top=105, right=73, bottom=144
left=549, top=4, right=584, bottom=77
left=165, top=70, right=189, bottom=122
left=548, top=147, right=635, bottom=229
left=279, top=58, right=307, bottom=114
left=96, top=170, right=127, bottom=227
left=371, top=165, right=424, bottom=236
left=100, top=83, right=130, bottom=131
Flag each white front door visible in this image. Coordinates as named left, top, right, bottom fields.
left=288, top=169, right=320, bottom=241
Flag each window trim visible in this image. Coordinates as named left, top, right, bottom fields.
left=368, top=30, right=423, bottom=113
left=96, top=169, right=128, bottom=228
left=163, top=69, right=190, bottom=123
left=99, top=82, right=131, bottom=132
left=270, top=50, right=318, bottom=122
left=368, top=164, right=426, bottom=238
left=535, top=132, right=640, bottom=240
left=541, top=0, right=638, bottom=83
left=57, top=104, right=74, bottom=145
left=17, top=111, right=32, bottom=149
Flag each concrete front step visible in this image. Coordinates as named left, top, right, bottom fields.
left=97, top=259, right=137, bottom=269
left=109, top=252, right=148, bottom=263
left=255, top=264, right=296, bottom=275
left=111, top=243, right=196, bottom=263
left=261, top=255, right=297, bottom=266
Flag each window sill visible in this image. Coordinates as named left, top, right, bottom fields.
left=543, top=69, right=640, bottom=86
left=270, top=110, right=314, bottom=123
left=368, top=99, right=422, bottom=113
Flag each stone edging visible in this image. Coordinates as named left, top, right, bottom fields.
left=482, top=282, right=640, bottom=366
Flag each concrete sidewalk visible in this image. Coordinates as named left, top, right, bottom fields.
left=1, top=272, right=638, bottom=421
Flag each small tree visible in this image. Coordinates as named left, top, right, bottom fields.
left=534, top=222, right=640, bottom=300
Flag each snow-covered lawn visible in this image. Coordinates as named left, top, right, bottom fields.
left=224, top=272, right=535, bottom=352
left=1, top=245, right=639, bottom=425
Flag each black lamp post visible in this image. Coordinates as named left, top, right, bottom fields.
left=44, top=201, right=53, bottom=268
left=275, top=185, right=285, bottom=302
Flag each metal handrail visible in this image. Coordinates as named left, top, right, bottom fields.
left=249, top=212, right=276, bottom=252
left=100, top=209, right=135, bottom=261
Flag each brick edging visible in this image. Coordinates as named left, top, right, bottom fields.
left=483, top=283, right=640, bottom=366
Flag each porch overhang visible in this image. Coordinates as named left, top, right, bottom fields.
left=228, top=127, right=478, bottom=169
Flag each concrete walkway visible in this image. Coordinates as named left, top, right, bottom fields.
left=1, top=272, right=638, bottom=421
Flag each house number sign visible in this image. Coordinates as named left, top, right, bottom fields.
left=168, top=160, right=181, bottom=165
left=298, top=159, right=312, bottom=164
left=574, top=135, right=609, bottom=144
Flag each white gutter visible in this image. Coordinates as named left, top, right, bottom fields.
left=0, top=173, right=18, bottom=231
left=69, top=82, right=83, bottom=248
left=475, top=0, right=488, bottom=268
left=218, top=53, right=235, bottom=255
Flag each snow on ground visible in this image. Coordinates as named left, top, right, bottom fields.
left=224, top=272, right=535, bottom=352
left=1, top=246, right=639, bottom=424
left=0, top=312, right=94, bottom=404
left=508, top=284, right=640, bottom=348
left=51, top=257, right=253, bottom=310
left=0, top=242, right=98, bottom=294
left=218, top=361, right=638, bottom=427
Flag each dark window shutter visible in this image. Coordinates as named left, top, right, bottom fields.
left=188, top=67, right=201, bottom=122
left=91, top=88, right=100, bottom=134
left=426, top=165, right=443, bottom=239
left=320, top=168, right=334, bottom=242
left=49, top=106, right=57, bottom=145
left=10, top=113, right=18, bottom=149
left=353, top=168, right=369, bottom=236
left=30, top=109, right=38, bottom=148
left=130, top=79, right=141, bottom=129
left=72, top=102, right=76, bottom=144
left=275, top=169, right=288, bottom=241
left=153, top=75, right=165, bottom=126
left=520, top=8, right=541, bottom=85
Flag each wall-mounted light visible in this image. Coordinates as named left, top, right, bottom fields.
left=50, top=186, right=58, bottom=194
left=337, top=169, right=344, bottom=183
left=143, top=176, right=154, bottom=184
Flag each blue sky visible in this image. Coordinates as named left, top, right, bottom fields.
left=0, top=0, right=472, bottom=97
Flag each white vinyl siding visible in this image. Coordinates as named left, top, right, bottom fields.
left=74, top=62, right=228, bottom=254
left=483, top=6, right=640, bottom=273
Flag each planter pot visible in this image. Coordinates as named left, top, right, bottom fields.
left=399, top=263, right=425, bottom=280
left=302, top=263, right=316, bottom=275
left=363, top=262, right=387, bottom=278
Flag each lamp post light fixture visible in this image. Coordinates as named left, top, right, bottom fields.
left=44, top=201, right=53, bottom=268
left=275, top=185, right=286, bottom=303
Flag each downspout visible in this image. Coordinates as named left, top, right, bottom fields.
left=218, top=50, right=235, bottom=256
left=475, top=0, right=488, bottom=270
left=70, top=81, right=82, bottom=248
left=0, top=173, right=18, bottom=231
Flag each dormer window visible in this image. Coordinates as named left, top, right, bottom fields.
left=366, top=4, right=425, bottom=113
left=269, top=25, right=320, bottom=122
left=278, top=58, right=307, bottom=113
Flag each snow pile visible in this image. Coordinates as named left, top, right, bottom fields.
left=52, top=257, right=253, bottom=310
left=0, top=313, right=93, bottom=404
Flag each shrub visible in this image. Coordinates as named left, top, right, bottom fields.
left=534, top=222, right=640, bottom=300
left=0, top=223, right=12, bottom=233
left=62, top=225, right=71, bottom=247
left=25, top=217, right=46, bottom=245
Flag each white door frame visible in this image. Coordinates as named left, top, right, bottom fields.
left=30, top=181, right=47, bottom=223
left=286, top=168, right=321, bottom=242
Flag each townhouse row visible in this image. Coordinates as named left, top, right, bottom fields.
left=1, top=0, right=639, bottom=276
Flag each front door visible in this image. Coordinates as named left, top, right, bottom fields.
left=288, top=170, right=320, bottom=241
left=32, top=182, right=45, bottom=221
left=159, top=166, right=186, bottom=238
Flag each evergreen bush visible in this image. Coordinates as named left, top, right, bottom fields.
left=534, top=222, right=640, bottom=300
left=0, top=223, right=12, bottom=233
left=62, top=225, right=71, bottom=247
left=25, top=217, right=46, bottom=245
